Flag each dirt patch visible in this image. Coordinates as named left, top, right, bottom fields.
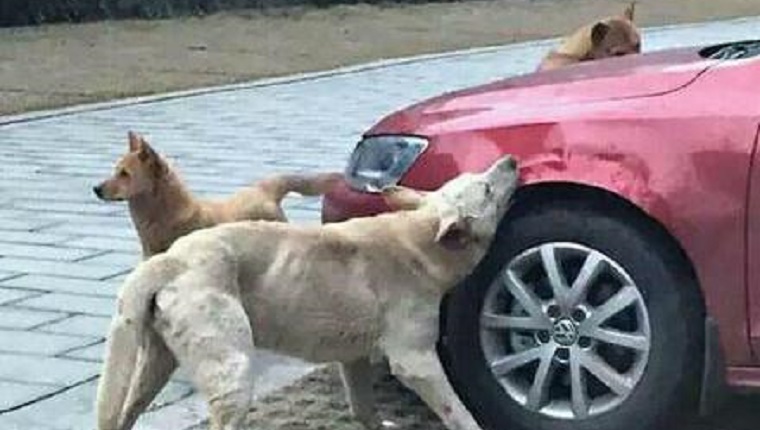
left=190, top=365, right=444, bottom=430
left=1, top=0, right=759, bottom=115
left=184, top=364, right=760, bottom=430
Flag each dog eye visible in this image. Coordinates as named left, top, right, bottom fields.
left=119, top=170, right=129, bottom=178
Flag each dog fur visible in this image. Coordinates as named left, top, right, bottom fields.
left=93, top=132, right=342, bottom=257
left=96, top=155, right=520, bottom=430
left=538, top=2, right=640, bottom=71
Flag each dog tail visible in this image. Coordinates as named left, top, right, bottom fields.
left=96, top=255, right=185, bottom=430
left=257, top=172, right=343, bottom=202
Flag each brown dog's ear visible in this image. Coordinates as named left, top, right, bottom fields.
left=128, top=131, right=143, bottom=153
left=382, top=186, right=425, bottom=211
left=624, top=1, right=636, bottom=21
left=591, top=22, right=610, bottom=47
left=149, top=156, right=168, bottom=179
left=137, top=137, right=169, bottom=178
left=136, top=140, right=167, bottom=178
left=137, top=140, right=156, bottom=162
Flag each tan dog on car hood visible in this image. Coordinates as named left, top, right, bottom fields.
left=538, top=2, right=640, bottom=71
left=93, top=131, right=342, bottom=257
left=96, top=154, right=520, bottom=430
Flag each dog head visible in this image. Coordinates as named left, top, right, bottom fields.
left=585, top=2, right=640, bottom=60
left=555, top=2, right=640, bottom=63
left=93, top=132, right=168, bottom=201
left=382, top=155, right=519, bottom=249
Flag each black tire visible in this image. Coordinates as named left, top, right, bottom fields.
left=442, top=197, right=704, bottom=430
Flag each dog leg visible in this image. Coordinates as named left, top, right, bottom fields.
left=387, top=349, right=481, bottom=430
left=118, top=329, right=177, bottom=429
left=340, top=358, right=378, bottom=429
left=156, top=289, right=255, bottom=430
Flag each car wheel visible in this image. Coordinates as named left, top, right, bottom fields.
left=442, top=197, right=704, bottom=430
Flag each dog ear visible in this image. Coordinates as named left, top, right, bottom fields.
left=128, top=131, right=143, bottom=153
left=624, top=1, right=636, bottom=21
left=135, top=140, right=167, bottom=178
left=137, top=140, right=156, bottom=162
left=150, top=156, right=168, bottom=179
left=591, top=22, right=610, bottom=47
left=435, top=207, right=474, bottom=249
left=382, top=186, right=425, bottom=211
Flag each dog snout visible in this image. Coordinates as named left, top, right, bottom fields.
left=490, top=155, right=518, bottom=173
left=93, top=184, right=104, bottom=199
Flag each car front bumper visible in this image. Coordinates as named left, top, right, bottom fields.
left=321, top=179, right=391, bottom=223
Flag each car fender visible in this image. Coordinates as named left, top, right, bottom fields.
left=408, top=116, right=756, bottom=365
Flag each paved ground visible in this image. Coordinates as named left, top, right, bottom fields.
left=1, top=16, right=760, bottom=430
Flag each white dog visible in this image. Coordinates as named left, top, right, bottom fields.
left=96, top=155, right=519, bottom=430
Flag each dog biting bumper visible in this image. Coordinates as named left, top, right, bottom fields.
left=322, top=180, right=392, bottom=223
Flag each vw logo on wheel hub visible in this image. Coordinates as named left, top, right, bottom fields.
left=552, top=318, right=578, bottom=346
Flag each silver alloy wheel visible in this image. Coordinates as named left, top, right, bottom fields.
left=480, top=242, right=651, bottom=420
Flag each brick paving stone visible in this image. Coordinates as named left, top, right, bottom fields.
left=0, top=209, right=43, bottom=220
left=0, top=182, right=91, bottom=198
left=0, top=381, right=56, bottom=412
left=0, top=257, right=129, bottom=280
left=0, top=219, right=60, bottom=232
left=40, top=224, right=136, bottom=241
left=0, top=378, right=193, bottom=430
left=32, top=212, right=132, bottom=228
left=37, top=315, right=112, bottom=338
left=1, top=189, right=96, bottom=204
left=0, top=271, right=21, bottom=282
left=0, top=243, right=102, bottom=261
left=61, top=340, right=104, bottom=362
left=105, top=273, right=128, bottom=284
left=0, top=274, right=119, bottom=297
left=9, top=200, right=121, bottom=216
left=76, top=251, right=139, bottom=267
left=0, top=306, right=65, bottom=330
left=63, top=236, right=141, bottom=253
left=0, top=353, right=98, bottom=386
left=0, top=329, right=94, bottom=355
left=15, top=293, right=115, bottom=317
left=0, top=287, right=39, bottom=305
left=0, top=231, right=74, bottom=246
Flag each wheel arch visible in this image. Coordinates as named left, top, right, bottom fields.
left=509, top=181, right=706, bottom=314
left=439, top=180, right=718, bottom=420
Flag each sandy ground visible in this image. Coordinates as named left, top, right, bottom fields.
left=2, top=0, right=760, bottom=114
left=186, top=363, right=760, bottom=430
left=190, top=365, right=446, bottom=430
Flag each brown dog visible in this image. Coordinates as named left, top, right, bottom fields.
left=93, top=132, right=342, bottom=256
left=538, top=2, right=640, bottom=71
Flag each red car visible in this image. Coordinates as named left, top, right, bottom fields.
left=323, top=40, right=760, bottom=430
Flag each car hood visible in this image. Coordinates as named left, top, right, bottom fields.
left=367, top=47, right=718, bottom=136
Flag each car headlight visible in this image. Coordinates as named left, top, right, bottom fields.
left=345, top=135, right=428, bottom=193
